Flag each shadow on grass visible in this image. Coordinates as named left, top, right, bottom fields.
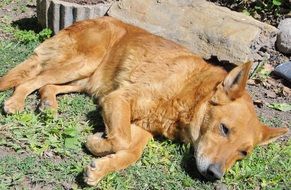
left=81, top=104, right=107, bottom=153
left=75, top=171, right=91, bottom=189
left=11, top=16, right=43, bottom=33
left=76, top=105, right=105, bottom=188
left=181, top=147, right=209, bottom=183
left=152, top=136, right=209, bottom=182
left=86, top=105, right=106, bottom=134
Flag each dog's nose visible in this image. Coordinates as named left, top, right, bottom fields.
left=206, top=163, right=223, bottom=180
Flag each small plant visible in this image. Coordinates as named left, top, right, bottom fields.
left=250, top=61, right=272, bottom=81
left=38, top=28, right=53, bottom=42
left=14, top=30, right=38, bottom=43
left=209, top=0, right=291, bottom=26
left=251, top=0, right=284, bottom=17
left=14, top=28, right=52, bottom=44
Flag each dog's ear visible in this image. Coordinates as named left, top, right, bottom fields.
left=223, top=61, right=252, bottom=100
left=258, top=125, right=289, bottom=146
left=211, top=61, right=252, bottom=105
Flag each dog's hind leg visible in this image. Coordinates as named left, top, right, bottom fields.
left=39, top=78, right=89, bottom=111
left=85, top=90, right=133, bottom=156
left=3, top=65, right=92, bottom=114
left=0, top=54, right=41, bottom=91
left=84, top=126, right=153, bottom=186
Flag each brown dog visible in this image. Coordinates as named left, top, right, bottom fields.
left=0, top=17, right=288, bottom=186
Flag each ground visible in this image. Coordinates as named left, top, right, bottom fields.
left=0, top=0, right=290, bottom=190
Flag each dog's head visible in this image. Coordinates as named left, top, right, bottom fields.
left=191, top=62, right=288, bottom=180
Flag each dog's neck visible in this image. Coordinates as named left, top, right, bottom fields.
left=130, top=58, right=227, bottom=142
left=174, top=62, right=226, bottom=143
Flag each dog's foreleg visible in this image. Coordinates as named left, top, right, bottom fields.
left=86, top=90, right=132, bottom=155
left=84, top=126, right=153, bottom=186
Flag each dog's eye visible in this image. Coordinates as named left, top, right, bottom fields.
left=240, top=150, right=248, bottom=157
left=220, top=123, right=229, bottom=136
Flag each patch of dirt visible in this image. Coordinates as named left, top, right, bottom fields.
left=20, top=177, right=56, bottom=190
left=61, top=0, right=113, bottom=5
left=0, top=0, right=37, bottom=39
left=0, top=0, right=36, bottom=23
left=248, top=79, right=290, bottom=127
left=0, top=146, right=28, bottom=159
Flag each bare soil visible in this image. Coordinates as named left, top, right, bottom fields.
left=248, top=78, right=291, bottom=126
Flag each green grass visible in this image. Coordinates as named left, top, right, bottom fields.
left=0, top=33, right=290, bottom=189
left=0, top=0, right=14, bottom=8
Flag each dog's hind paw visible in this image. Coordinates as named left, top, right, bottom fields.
left=4, top=99, right=24, bottom=114
left=39, top=99, right=58, bottom=112
left=86, top=133, right=113, bottom=156
left=84, top=158, right=108, bottom=186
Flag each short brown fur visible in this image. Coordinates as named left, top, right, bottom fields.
left=0, top=17, right=288, bottom=185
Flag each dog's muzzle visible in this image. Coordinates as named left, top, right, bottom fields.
left=195, top=153, right=224, bottom=180
left=204, top=163, right=224, bottom=181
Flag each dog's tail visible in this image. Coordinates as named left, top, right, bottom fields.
left=0, top=54, right=41, bottom=91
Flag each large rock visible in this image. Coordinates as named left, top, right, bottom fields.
left=276, top=18, right=291, bottom=54
left=108, top=0, right=278, bottom=65
left=37, top=0, right=112, bottom=34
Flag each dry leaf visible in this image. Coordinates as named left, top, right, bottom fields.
left=282, top=86, right=291, bottom=97
left=247, top=79, right=256, bottom=85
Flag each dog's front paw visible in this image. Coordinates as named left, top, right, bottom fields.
left=84, top=158, right=107, bottom=186
left=4, top=98, right=24, bottom=114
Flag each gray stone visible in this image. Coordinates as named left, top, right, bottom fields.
left=274, top=61, right=291, bottom=83
left=276, top=18, right=291, bottom=54
left=37, top=0, right=112, bottom=33
left=37, top=0, right=50, bottom=27
left=108, top=0, right=278, bottom=65
left=60, top=3, right=73, bottom=28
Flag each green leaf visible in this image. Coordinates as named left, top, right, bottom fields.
left=64, top=127, right=78, bottom=137
left=38, top=28, right=52, bottom=42
left=64, top=137, right=79, bottom=149
left=267, top=103, right=291, bottom=112
left=242, top=9, right=250, bottom=16
left=254, top=6, right=262, bottom=10
left=272, top=0, right=282, bottom=6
